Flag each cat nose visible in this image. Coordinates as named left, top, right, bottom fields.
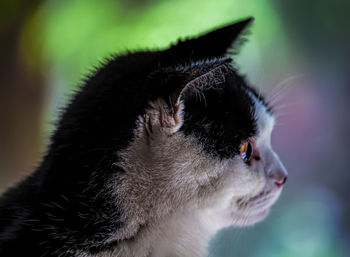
left=269, top=168, right=288, bottom=187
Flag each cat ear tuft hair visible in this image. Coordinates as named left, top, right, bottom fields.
left=141, top=98, right=184, bottom=136
left=168, top=17, right=254, bottom=61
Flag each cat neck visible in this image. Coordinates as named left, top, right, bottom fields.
left=91, top=204, right=228, bottom=257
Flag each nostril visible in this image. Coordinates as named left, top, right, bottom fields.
left=275, top=176, right=287, bottom=187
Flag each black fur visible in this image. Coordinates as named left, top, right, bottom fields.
left=181, top=70, right=257, bottom=159
left=0, top=17, right=264, bottom=256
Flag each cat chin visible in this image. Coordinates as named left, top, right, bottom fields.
left=230, top=208, right=270, bottom=226
left=225, top=189, right=281, bottom=227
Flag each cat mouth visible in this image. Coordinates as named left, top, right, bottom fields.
left=230, top=190, right=280, bottom=226
left=236, top=190, right=272, bottom=208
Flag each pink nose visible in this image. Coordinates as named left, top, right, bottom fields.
left=269, top=169, right=288, bottom=187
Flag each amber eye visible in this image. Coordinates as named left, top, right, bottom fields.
left=240, top=141, right=253, bottom=162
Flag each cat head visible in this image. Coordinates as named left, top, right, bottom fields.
left=111, top=18, right=288, bottom=229
left=52, top=18, right=287, bottom=232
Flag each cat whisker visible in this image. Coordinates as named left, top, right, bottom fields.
left=273, top=110, right=291, bottom=120
left=272, top=101, right=302, bottom=120
left=268, top=73, right=306, bottom=97
left=267, top=73, right=306, bottom=109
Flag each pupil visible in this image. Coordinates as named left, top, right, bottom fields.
left=246, top=142, right=252, bottom=160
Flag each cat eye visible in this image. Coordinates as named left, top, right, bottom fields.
left=240, top=141, right=253, bottom=162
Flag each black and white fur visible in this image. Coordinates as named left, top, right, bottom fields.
left=0, top=18, right=287, bottom=257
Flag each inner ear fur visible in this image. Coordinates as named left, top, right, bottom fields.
left=145, top=98, right=185, bottom=135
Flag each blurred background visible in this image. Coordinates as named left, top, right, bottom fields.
left=0, top=0, right=349, bottom=256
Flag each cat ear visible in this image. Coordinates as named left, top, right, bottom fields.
left=156, top=61, right=230, bottom=134
left=168, top=17, right=254, bottom=60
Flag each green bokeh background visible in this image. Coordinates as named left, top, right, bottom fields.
left=0, top=0, right=349, bottom=256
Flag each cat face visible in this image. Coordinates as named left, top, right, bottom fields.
left=180, top=66, right=287, bottom=227
left=208, top=96, right=288, bottom=227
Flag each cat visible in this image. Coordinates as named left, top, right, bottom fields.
left=0, top=17, right=287, bottom=257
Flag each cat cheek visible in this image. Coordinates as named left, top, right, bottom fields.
left=223, top=161, right=266, bottom=196
left=244, top=173, right=266, bottom=196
